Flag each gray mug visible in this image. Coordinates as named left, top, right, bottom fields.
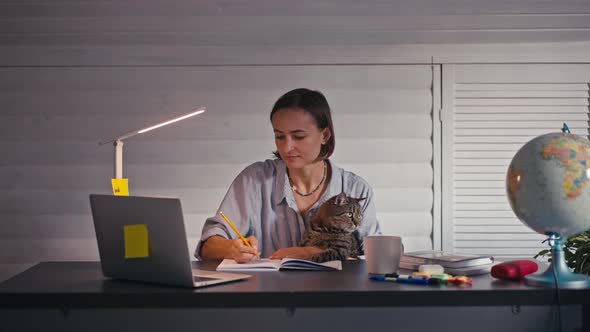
left=364, top=235, right=404, bottom=275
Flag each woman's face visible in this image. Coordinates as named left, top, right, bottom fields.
left=271, top=108, right=330, bottom=169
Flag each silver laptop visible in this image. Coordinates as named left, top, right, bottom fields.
left=89, top=194, right=251, bottom=288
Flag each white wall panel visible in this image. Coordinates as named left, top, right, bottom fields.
left=3, top=15, right=590, bottom=34
left=0, top=210, right=434, bottom=240
left=0, top=0, right=588, bottom=17
left=0, top=189, right=228, bottom=215
left=0, top=113, right=432, bottom=141
left=0, top=139, right=429, bottom=166
left=0, top=214, right=97, bottom=239
left=0, top=66, right=431, bottom=90
left=2, top=0, right=589, bottom=267
left=378, top=212, right=432, bottom=238
left=0, top=163, right=433, bottom=190
left=0, top=238, right=100, bottom=263
left=1, top=0, right=589, bottom=47
left=442, top=63, right=590, bottom=259
left=0, top=187, right=433, bottom=216
left=0, top=165, right=248, bottom=190
left=0, top=64, right=434, bottom=263
left=0, top=88, right=431, bottom=117
left=339, top=163, right=432, bottom=188
left=1, top=0, right=589, bottom=68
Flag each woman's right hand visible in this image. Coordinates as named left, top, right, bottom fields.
left=201, top=235, right=259, bottom=263
left=228, top=235, right=259, bottom=263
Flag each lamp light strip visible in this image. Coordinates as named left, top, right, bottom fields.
left=138, top=109, right=205, bottom=134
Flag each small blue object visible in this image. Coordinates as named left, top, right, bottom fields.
left=395, top=277, right=430, bottom=285
left=370, top=274, right=439, bottom=285
left=562, top=123, right=570, bottom=133
left=369, top=275, right=393, bottom=281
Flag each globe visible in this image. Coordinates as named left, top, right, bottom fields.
left=507, top=131, right=590, bottom=288
left=507, top=132, right=590, bottom=238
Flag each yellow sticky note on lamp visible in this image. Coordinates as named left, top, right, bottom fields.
left=112, top=178, right=129, bottom=196
left=124, top=224, right=149, bottom=258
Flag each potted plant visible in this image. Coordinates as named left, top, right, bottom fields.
left=535, top=230, right=590, bottom=275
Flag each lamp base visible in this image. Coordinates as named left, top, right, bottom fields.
left=525, top=233, right=590, bottom=288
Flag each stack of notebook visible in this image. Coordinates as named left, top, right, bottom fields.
left=399, top=250, right=495, bottom=276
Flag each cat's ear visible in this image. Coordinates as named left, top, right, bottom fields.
left=355, top=197, right=367, bottom=204
left=334, top=192, right=349, bottom=205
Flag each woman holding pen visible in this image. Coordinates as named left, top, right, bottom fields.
left=195, top=88, right=381, bottom=263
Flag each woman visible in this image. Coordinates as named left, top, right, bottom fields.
left=196, top=88, right=381, bottom=262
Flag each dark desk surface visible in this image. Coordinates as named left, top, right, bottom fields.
left=0, top=261, right=588, bottom=309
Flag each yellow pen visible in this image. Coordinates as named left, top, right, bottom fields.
left=219, top=211, right=260, bottom=257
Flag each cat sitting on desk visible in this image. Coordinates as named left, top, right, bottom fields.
left=300, top=192, right=365, bottom=263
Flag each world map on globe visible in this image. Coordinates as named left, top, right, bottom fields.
left=541, top=134, right=590, bottom=199
left=507, top=132, right=590, bottom=237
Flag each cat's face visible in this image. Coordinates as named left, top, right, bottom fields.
left=315, top=192, right=365, bottom=233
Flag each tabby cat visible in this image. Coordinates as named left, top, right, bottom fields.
left=300, top=192, right=365, bottom=262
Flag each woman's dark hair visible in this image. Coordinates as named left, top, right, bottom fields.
left=270, top=88, right=335, bottom=161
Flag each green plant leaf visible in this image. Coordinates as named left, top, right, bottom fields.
left=534, top=249, right=551, bottom=259
left=535, top=229, right=590, bottom=276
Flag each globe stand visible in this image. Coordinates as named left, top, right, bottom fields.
left=525, top=233, right=590, bottom=288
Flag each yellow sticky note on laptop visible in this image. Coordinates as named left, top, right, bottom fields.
left=124, top=224, right=149, bottom=258
left=112, top=178, right=129, bottom=196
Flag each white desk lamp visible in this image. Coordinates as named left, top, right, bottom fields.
left=99, top=107, right=206, bottom=179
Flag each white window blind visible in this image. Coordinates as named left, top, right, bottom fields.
left=0, top=65, right=434, bottom=262
left=441, top=64, right=590, bottom=259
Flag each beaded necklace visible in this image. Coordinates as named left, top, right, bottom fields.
left=288, top=161, right=327, bottom=197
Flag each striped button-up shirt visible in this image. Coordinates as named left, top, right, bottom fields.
left=195, top=158, right=381, bottom=259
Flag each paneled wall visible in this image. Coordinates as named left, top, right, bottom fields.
left=2, top=0, right=590, bottom=266
left=0, top=65, right=433, bottom=263
left=1, top=0, right=589, bottom=47
left=442, top=64, right=590, bottom=259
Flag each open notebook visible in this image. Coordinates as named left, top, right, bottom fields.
left=217, top=258, right=342, bottom=272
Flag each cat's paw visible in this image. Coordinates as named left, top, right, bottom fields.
left=309, top=254, right=327, bottom=263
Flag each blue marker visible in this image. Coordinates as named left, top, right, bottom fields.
left=370, top=275, right=441, bottom=285
left=562, top=123, right=571, bottom=133
left=395, top=277, right=430, bottom=285
left=370, top=275, right=397, bottom=282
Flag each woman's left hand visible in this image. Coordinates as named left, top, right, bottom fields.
left=269, top=246, right=324, bottom=260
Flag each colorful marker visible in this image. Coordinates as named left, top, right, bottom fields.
left=370, top=275, right=442, bottom=285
